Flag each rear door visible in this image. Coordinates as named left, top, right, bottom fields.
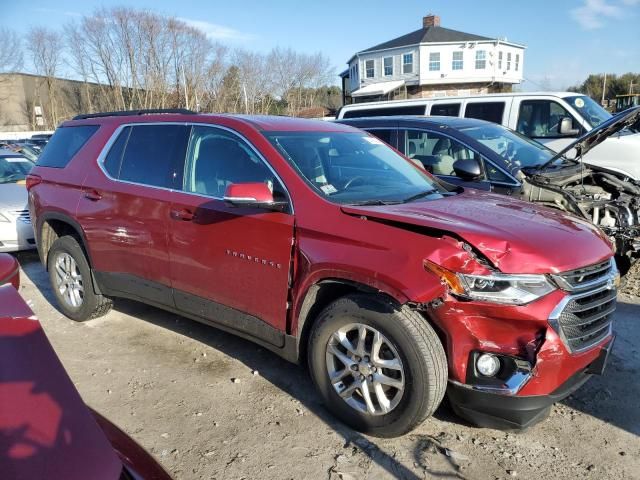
left=168, top=125, right=294, bottom=341
left=78, top=124, right=190, bottom=306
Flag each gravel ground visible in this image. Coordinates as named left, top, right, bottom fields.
left=14, top=250, right=640, bottom=480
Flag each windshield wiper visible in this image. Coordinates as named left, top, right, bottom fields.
left=401, top=189, right=438, bottom=203
left=347, top=199, right=403, bottom=206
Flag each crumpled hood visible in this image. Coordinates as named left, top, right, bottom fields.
left=0, top=183, right=28, bottom=210
left=340, top=189, right=613, bottom=274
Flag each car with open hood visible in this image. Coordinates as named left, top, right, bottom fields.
left=27, top=110, right=618, bottom=435
left=338, top=106, right=640, bottom=287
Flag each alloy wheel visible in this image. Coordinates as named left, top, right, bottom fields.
left=325, top=323, right=405, bottom=416
left=54, top=252, right=84, bottom=308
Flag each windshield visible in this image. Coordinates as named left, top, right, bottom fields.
left=265, top=131, right=446, bottom=204
left=460, top=123, right=561, bottom=172
left=566, top=95, right=611, bottom=128
left=0, top=156, right=34, bottom=184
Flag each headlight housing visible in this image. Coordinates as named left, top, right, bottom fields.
left=425, top=261, right=556, bottom=305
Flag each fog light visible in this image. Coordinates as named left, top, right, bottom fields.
left=476, top=353, right=501, bottom=377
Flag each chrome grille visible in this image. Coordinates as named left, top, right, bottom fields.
left=11, top=209, right=31, bottom=225
left=550, top=259, right=617, bottom=353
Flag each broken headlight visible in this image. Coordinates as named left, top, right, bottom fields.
left=424, top=261, right=556, bottom=305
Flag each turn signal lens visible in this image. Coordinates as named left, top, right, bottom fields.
left=423, top=260, right=465, bottom=295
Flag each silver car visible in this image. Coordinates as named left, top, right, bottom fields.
left=0, top=149, right=35, bottom=252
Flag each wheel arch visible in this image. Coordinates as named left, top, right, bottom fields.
left=294, top=278, right=404, bottom=365
left=37, top=212, right=102, bottom=295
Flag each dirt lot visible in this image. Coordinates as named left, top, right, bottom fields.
left=14, top=250, right=640, bottom=480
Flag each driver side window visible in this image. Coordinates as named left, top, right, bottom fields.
left=183, top=126, right=282, bottom=199
left=517, top=100, right=581, bottom=138
left=398, top=129, right=485, bottom=179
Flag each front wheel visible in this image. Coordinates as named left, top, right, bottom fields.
left=307, top=294, right=447, bottom=437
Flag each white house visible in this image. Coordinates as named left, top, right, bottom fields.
left=340, top=14, right=526, bottom=104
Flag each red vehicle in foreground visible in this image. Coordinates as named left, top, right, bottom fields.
left=0, top=254, right=171, bottom=480
left=27, top=110, right=618, bottom=436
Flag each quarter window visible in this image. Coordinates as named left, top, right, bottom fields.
left=383, top=57, right=393, bottom=76
left=103, top=126, right=130, bottom=178
left=365, top=59, right=375, bottom=78
left=429, top=52, right=440, bottom=71
left=402, top=53, right=413, bottom=74
left=452, top=51, right=463, bottom=70
left=36, top=125, right=99, bottom=168
left=183, top=126, right=282, bottom=199
left=475, top=50, right=486, bottom=69
left=464, top=102, right=505, bottom=124
left=517, top=100, right=581, bottom=138
left=117, top=124, right=190, bottom=188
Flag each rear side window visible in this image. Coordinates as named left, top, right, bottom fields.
left=464, top=102, right=505, bottom=124
left=342, top=105, right=426, bottom=119
left=36, top=125, right=99, bottom=168
left=430, top=103, right=461, bottom=117
left=117, top=125, right=190, bottom=188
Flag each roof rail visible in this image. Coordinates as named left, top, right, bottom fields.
left=72, top=108, right=196, bottom=120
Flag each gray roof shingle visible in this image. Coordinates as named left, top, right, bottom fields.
left=359, top=26, right=494, bottom=54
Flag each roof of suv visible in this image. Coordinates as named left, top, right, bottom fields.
left=65, top=112, right=356, bottom=133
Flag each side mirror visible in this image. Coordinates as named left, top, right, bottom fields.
left=223, top=182, right=287, bottom=210
left=559, top=117, right=580, bottom=136
left=452, top=158, right=482, bottom=181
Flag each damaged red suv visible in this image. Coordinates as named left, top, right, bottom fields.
left=28, top=110, right=618, bottom=437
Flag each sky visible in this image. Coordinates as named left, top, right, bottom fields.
left=3, top=0, right=639, bottom=90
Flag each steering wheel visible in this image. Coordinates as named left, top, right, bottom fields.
left=343, top=176, right=366, bottom=190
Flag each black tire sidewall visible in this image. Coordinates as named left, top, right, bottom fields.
left=308, top=295, right=438, bottom=437
left=48, top=236, right=98, bottom=322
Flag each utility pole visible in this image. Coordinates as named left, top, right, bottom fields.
left=601, top=73, right=607, bottom=105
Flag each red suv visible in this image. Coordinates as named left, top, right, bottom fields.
left=28, top=110, right=618, bottom=437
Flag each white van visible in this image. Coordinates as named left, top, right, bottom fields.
left=337, top=92, right=640, bottom=180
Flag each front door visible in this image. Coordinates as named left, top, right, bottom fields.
left=168, top=125, right=294, bottom=344
left=514, top=99, right=583, bottom=153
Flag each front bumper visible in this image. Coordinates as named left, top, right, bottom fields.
left=447, top=336, right=614, bottom=430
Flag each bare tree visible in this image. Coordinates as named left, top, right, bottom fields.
left=27, top=27, right=64, bottom=127
left=0, top=28, right=23, bottom=73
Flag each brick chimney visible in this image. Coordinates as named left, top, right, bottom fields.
left=423, top=14, right=440, bottom=28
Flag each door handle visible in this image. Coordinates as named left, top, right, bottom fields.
left=84, top=190, right=102, bottom=201
left=170, top=209, right=195, bottom=221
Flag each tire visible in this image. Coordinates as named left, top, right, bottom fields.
left=307, top=294, right=447, bottom=437
left=620, top=259, right=640, bottom=297
left=47, top=235, right=113, bottom=321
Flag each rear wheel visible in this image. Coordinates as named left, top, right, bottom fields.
left=307, top=294, right=447, bottom=437
left=47, top=236, right=112, bottom=321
